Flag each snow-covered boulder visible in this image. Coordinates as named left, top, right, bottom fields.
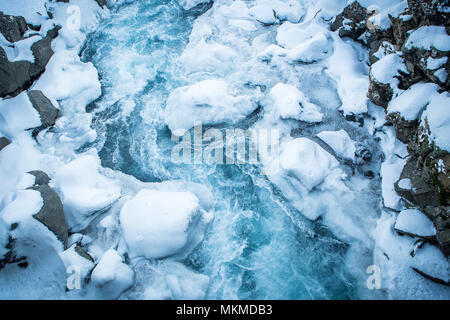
left=267, top=138, right=349, bottom=221
left=387, top=82, right=440, bottom=121
left=52, top=154, right=121, bottom=232
left=317, top=130, right=356, bottom=161
left=119, top=189, right=212, bottom=259
left=420, top=92, right=450, bottom=152
left=90, top=249, right=134, bottom=299
left=269, top=83, right=323, bottom=123
left=394, top=208, right=436, bottom=238
left=164, top=79, right=256, bottom=136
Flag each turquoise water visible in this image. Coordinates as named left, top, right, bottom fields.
left=82, top=0, right=368, bottom=299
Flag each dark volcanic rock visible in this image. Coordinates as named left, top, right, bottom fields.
left=367, top=77, right=393, bottom=108
left=0, top=136, right=11, bottom=151
left=331, top=1, right=369, bottom=40
left=0, top=27, right=59, bottom=98
left=395, top=157, right=440, bottom=209
left=28, top=170, right=68, bottom=248
left=0, top=12, right=28, bottom=43
left=27, top=90, right=60, bottom=134
left=386, top=112, right=419, bottom=144
left=424, top=206, right=450, bottom=256
left=407, top=0, right=450, bottom=27
left=95, top=0, right=107, bottom=8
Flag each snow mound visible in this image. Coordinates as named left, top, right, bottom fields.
left=387, top=82, right=440, bottom=120
left=421, top=92, right=450, bottom=152
left=270, top=83, right=323, bottom=123
left=395, top=209, right=436, bottom=238
left=90, top=249, right=134, bottom=299
left=52, top=154, right=121, bottom=232
left=317, top=130, right=356, bottom=160
left=119, top=189, right=212, bottom=259
left=164, top=79, right=256, bottom=136
left=370, top=53, right=407, bottom=85
left=405, top=26, right=450, bottom=52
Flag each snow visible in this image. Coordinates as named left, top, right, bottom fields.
left=370, top=53, right=407, bottom=85
left=421, top=92, right=450, bottom=152
left=397, top=178, right=411, bottom=190
left=120, top=189, right=211, bottom=259
left=34, top=50, right=101, bottom=114
left=3, top=35, right=42, bottom=63
left=0, top=0, right=48, bottom=26
left=286, top=32, right=330, bottom=64
left=90, top=249, right=134, bottom=299
left=426, top=56, right=448, bottom=71
left=405, top=26, right=450, bottom=52
left=395, top=208, right=436, bottom=237
left=317, top=130, right=356, bottom=160
left=0, top=92, right=41, bottom=137
left=373, top=212, right=450, bottom=299
left=327, top=33, right=369, bottom=115
left=164, top=79, right=256, bottom=136
left=269, top=83, right=323, bottom=123
left=387, top=82, right=440, bottom=120
left=249, top=4, right=276, bottom=25
left=278, top=138, right=340, bottom=191
left=59, top=244, right=94, bottom=285
left=52, top=153, right=121, bottom=232
left=434, top=68, right=448, bottom=83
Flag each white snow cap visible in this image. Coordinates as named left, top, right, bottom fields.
left=387, top=82, right=440, bottom=121
left=270, top=83, right=323, bottom=123
left=317, top=130, right=356, bottom=161
left=395, top=208, right=436, bottom=238
left=405, top=26, right=450, bottom=52
left=421, top=92, right=450, bottom=152
left=164, top=79, right=256, bottom=136
left=120, top=189, right=211, bottom=259
left=52, top=154, right=121, bottom=232
left=91, top=249, right=134, bottom=299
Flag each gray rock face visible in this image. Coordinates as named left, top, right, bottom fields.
left=0, top=136, right=11, bottom=152
left=385, top=112, right=418, bottom=144
left=330, top=1, right=368, bottom=40
left=28, top=170, right=68, bottom=249
left=0, top=12, right=28, bottom=43
left=424, top=206, right=450, bottom=256
left=367, top=77, right=393, bottom=108
left=0, top=26, right=59, bottom=98
left=27, top=90, right=60, bottom=134
left=95, top=0, right=107, bottom=8
left=395, top=157, right=440, bottom=209
left=407, top=0, right=450, bottom=27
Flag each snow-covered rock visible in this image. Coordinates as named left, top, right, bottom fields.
left=90, top=249, right=134, bottom=299
left=387, top=82, right=440, bottom=121
left=317, top=130, right=356, bottom=161
left=52, top=154, right=121, bottom=232
left=421, top=92, right=450, bottom=152
left=404, top=26, right=450, bottom=52
left=395, top=208, right=436, bottom=238
left=119, top=189, right=212, bottom=259
left=269, top=83, right=323, bottom=123
left=164, top=79, right=256, bottom=136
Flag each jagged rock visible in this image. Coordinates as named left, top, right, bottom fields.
left=369, top=39, right=397, bottom=65
left=27, top=90, right=60, bottom=135
left=330, top=1, right=368, bottom=41
left=28, top=170, right=68, bottom=249
left=0, top=136, right=11, bottom=151
left=0, top=12, right=28, bottom=43
left=407, top=0, right=450, bottom=27
left=424, top=206, right=450, bottom=255
left=390, top=15, right=418, bottom=47
left=74, top=244, right=94, bottom=262
left=95, top=0, right=107, bottom=8
left=0, top=27, right=59, bottom=98
left=386, top=112, right=419, bottom=144
left=395, top=157, right=440, bottom=209
left=367, top=77, right=393, bottom=108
